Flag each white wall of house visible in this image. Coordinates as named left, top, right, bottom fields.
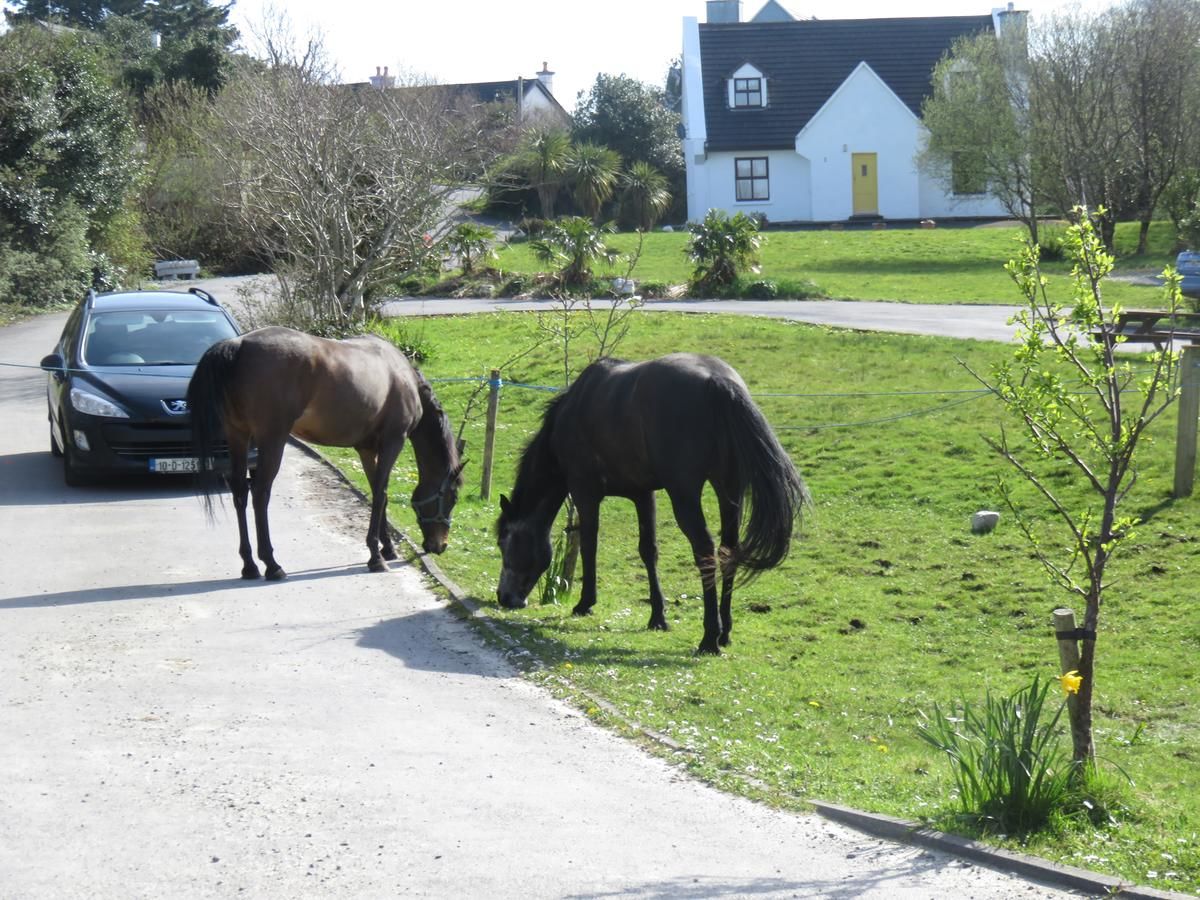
left=521, top=88, right=561, bottom=121
left=692, top=150, right=813, bottom=222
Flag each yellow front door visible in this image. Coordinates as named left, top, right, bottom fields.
left=851, top=153, right=878, bottom=216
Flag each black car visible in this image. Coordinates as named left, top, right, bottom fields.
left=40, top=287, right=242, bottom=485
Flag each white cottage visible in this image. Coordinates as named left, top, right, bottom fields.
left=681, top=1, right=1022, bottom=224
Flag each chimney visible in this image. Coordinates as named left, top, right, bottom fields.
left=536, top=61, right=554, bottom=95
left=369, top=65, right=396, bottom=90
left=706, top=0, right=742, bottom=23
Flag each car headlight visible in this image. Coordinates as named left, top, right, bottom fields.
left=70, top=386, right=130, bottom=419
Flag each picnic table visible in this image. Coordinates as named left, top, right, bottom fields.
left=1093, top=309, right=1200, bottom=349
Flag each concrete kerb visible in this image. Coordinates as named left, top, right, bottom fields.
left=289, top=436, right=1196, bottom=900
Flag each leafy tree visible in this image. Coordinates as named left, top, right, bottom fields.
left=0, top=24, right=142, bottom=303
left=687, top=209, right=763, bottom=293
left=921, top=28, right=1041, bottom=242
left=620, top=161, right=671, bottom=232
left=978, top=208, right=1182, bottom=766
left=567, top=142, right=621, bottom=223
left=572, top=73, right=683, bottom=183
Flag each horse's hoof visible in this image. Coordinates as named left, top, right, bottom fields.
left=241, top=565, right=261, bottom=580
left=381, top=545, right=398, bottom=562
left=265, top=566, right=287, bottom=582
left=368, top=558, right=390, bottom=573
left=647, top=619, right=670, bottom=632
left=719, top=634, right=732, bottom=647
left=695, top=641, right=721, bottom=656
left=571, top=603, right=594, bottom=618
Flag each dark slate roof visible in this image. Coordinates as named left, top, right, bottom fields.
left=699, top=15, right=994, bottom=151
left=444, top=79, right=569, bottom=119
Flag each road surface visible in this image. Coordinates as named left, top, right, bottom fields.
left=0, top=307, right=1083, bottom=898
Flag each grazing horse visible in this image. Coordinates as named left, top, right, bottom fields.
left=188, top=326, right=464, bottom=580
left=496, top=353, right=809, bottom=655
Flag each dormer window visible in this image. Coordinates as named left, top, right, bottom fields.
left=734, top=77, right=762, bottom=107
left=727, top=64, right=768, bottom=109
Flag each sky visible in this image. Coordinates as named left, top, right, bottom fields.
left=223, top=0, right=1108, bottom=112
left=0, top=0, right=1109, bottom=111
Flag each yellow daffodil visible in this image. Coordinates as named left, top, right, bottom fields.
left=808, top=700, right=822, bottom=708
left=877, top=744, right=889, bottom=753
left=1060, top=669, right=1083, bottom=695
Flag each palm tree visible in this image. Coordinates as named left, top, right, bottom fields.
left=567, top=142, right=621, bottom=222
left=517, top=128, right=571, bottom=219
left=621, top=161, right=672, bottom=231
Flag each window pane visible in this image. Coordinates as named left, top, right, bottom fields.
left=736, top=159, right=751, bottom=177
left=736, top=181, right=752, bottom=201
left=752, top=159, right=767, bottom=177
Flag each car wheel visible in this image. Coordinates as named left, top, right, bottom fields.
left=49, top=416, right=63, bottom=458
left=63, top=444, right=89, bottom=487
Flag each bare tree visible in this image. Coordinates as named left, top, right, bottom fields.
left=211, top=18, right=499, bottom=323
left=1111, top=0, right=1200, bottom=254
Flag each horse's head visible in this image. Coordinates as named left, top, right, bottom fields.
left=495, top=494, right=552, bottom=609
left=411, top=450, right=464, bottom=555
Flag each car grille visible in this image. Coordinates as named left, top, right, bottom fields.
left=101, top=423, right=229, bottom=460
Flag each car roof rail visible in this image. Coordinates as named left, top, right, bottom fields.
left=85, top=288, right=97, bottom=309
left=188, top=287, right=219, bottom=307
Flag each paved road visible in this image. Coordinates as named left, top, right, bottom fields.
left=0, top=309, right=1084, bottom=898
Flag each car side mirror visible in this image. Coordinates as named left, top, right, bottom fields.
left=40, top=352, right=64, bottom=372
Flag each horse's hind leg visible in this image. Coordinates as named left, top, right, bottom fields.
left=227, top=432, right=259, bottom=580
left=360, top=440, right=404, bottom=573
left=250, top=436, right=287, bottom=581
left=666, top=487, right=721, bottom=655
left=634, top=491, right=669, bottom=631
left=716, top=491, right=743, bottom=647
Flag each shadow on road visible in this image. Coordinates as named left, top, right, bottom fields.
left=356, top=611, right=512, bottom=678
left=0, top=450, right=202, bottom=506
left=0, top=564, right=367, bottom=610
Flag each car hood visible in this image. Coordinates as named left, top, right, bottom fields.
left=75, top=366, right=196, bottom=420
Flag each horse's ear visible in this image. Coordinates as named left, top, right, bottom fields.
left=499, top=494, right=511, bottom=514
left=455, top=437, right=466, bottom=457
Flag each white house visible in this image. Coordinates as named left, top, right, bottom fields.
left=681, top=1, right=1023, bottom=224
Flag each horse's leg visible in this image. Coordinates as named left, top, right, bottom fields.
left=716, top=490, right=743, bottom=648
left=227, top=430, right=258, bottom=580
left=634, top=491, right=668, bottom=631
left=570, top=494, right=601, bottom=617
left=250, top=436, right=287, bottom=581
left=666, top=487, right=721, bottom=655
left=361, top=440, right=404, bottom=573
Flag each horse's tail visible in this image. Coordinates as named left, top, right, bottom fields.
left=187, top=337, right=240, bottom=520
left=712, top=376, right=811, bottom=577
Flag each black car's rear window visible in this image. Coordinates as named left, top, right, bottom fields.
left=83, top=310, right=237, bottom=366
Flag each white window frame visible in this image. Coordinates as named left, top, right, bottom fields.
left=727, top=64, right=768, bottom=109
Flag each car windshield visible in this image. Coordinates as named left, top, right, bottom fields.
left=83, top=310, right=237, bottom=366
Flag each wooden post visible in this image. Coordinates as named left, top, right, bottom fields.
left=1174, top=344, right=1200, bottom=498
left=1053, top=607, right=1083, bottom=731
left=480, top=369, right=501, bottom=500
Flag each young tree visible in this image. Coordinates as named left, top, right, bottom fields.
left=572, top=73, right=683, bottom=184
left=515, top=127, right=571, bottom=219
left=921, top=27, right=1041, bottom=242
left=980, top=208, right=1183, bottom=765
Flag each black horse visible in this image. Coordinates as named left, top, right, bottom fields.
left=496, top=353, right=809, bottom=655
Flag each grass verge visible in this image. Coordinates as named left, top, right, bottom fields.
left=315, top=308, right=1199, bottom=894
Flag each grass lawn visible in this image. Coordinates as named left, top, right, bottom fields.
left=493, top=220, right=1183, bottom=306
left=315, top=308, right=1199, bottom=895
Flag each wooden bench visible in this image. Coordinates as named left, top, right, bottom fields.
left=1091, top=309, right=1200, bottom=349
left=153, top=259, right=200, bottom=280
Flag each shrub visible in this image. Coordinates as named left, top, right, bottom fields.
left=530, top=216, right=619, bottom=287
left=742, top=279, right=779, bottom=299
left=1036, top=226, right=1070, bottom=262
left=687, top=209, right=763, bottom=293
left=445, top=222, right=497, bottom=275
left=917, top=675, right=1079, bottom=835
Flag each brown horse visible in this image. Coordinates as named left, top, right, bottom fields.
left=187, top=326, right=464, bottom=580
left=496, top=353, right=809, bottom=655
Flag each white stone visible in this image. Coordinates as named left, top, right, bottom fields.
left=971, top=510, right=1001, bottom=534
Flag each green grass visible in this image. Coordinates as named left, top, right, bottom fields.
left=493, top=220, right=1181, bottom=306
left=315, top=306, right=1200, bottom=895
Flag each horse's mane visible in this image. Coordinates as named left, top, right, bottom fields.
left=414, top=368, right=460, bottom=473
left=508, top=391, right=566, bottom=515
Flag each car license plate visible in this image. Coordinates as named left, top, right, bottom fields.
left=149, top=457, right=199, bottom=474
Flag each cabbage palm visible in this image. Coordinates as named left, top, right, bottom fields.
left=567, top=142, right=621, bottom=222
left=517, top=128, right=571, bottom=219
left=621, top=161, right=671, bottom=231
